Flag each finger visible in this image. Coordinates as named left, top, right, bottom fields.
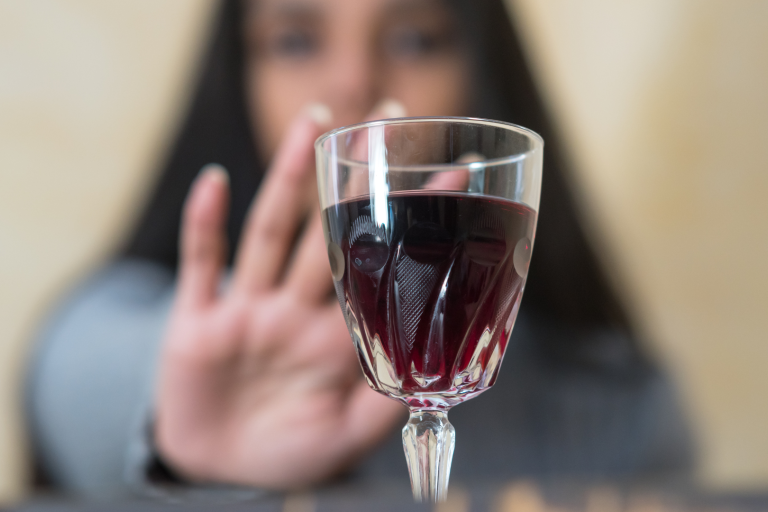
left=352, top=99, right=407, bottom=161
left=367, top=98, right=407, bottom=122
left=423, top=168, right=470, bottom=191
left=455, top=152, right=485, bottom=164
left=422, top=152, right=482, bottom=192
left=284, top=210, right=334, bottom=304
left=233, top=104, right=332, bottom=295
left=344, top=381, right=407, bottom=455
left=345, top=99, right=407, bottom=198
left=177, top=164, right=230, bottom=311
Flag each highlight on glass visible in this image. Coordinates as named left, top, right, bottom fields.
left=315, top=117, right=543, bottom=502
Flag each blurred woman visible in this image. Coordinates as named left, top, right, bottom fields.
left=27, top=0, right=692, bottom=496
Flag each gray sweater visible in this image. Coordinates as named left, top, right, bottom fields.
left=26, top=260, right=693, bottom=497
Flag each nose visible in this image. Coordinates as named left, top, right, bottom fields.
left=323, top=41, right=381, bottom=125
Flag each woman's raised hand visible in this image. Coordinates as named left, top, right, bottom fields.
left=155, top=103, right=405, bottom=489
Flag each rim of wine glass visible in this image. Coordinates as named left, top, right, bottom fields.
left=314, top=116, right=544, bottom=171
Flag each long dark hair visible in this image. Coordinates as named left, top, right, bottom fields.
left=123, top=0, right=644, bottom=363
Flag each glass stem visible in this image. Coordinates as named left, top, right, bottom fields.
left=402, top=409, right=455, bottom=502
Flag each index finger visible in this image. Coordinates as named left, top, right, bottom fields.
left=232, top=104, right=332, bottom=295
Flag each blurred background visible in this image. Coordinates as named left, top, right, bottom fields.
left=0, top=0, right=766, bottom=504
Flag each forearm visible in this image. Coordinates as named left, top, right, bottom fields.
left=25, top=260, right=174, bottom=497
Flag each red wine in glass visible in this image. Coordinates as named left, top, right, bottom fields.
left=316, top=117, right=543, bottom=502
left=323, top=191, right=536, bottom=410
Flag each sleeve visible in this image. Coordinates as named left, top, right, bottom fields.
left=25, top=260, right=175, bottom=498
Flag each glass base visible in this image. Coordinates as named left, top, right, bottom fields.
left=402, top=410, right=455, bottom=502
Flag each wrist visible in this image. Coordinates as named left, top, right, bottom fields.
left=153, top=414, right=218, bottom=484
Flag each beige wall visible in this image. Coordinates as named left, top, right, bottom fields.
left=510, top=0, right=768, bottom=489
left=0, top=0, right=216, bottom=502
left=0, top=0, right=767, bottom=502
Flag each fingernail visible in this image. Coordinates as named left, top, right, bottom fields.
left=456, top=152, right=485, bottom=164
left=200, top=163, right=229, bottom=185
left=376, top=99, right=407, bottom=119
left=305, top=103, right=334, bottom=126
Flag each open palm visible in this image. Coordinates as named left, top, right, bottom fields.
left=154, top=107, right=404, bottom=489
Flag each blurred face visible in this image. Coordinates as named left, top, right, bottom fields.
left=245, top=0, right=470, bottom=159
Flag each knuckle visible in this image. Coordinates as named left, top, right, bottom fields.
left=181, top=216, right=223, bottom=264
left=271, top=158, right=308, bottom=189
left=183, top=191, right=211, bottom=228
left=280, top=165, right=306, bottom=186
left=251, top=298, right=293, bottom=344
left=164, top=326, right=207, bottom=364
left=251, top=216, right=286, bottom=245
left=183, top=235, right=223, bottom=265
left=255, top=310, right=283, bottom=342
left=183, top=199, right=204, bottom=226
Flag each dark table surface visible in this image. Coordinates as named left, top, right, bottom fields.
left=8, top=480, right=768, bottom=512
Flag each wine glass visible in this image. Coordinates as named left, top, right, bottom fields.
left=315, top=117, right=543, bottom=502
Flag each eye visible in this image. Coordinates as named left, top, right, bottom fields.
left=384, top=27, right=451, bottom=60
left=270, top=28, right=319, bottom=59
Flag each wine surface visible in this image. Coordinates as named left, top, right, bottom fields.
left=323, top=191, right=536, bottom=409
